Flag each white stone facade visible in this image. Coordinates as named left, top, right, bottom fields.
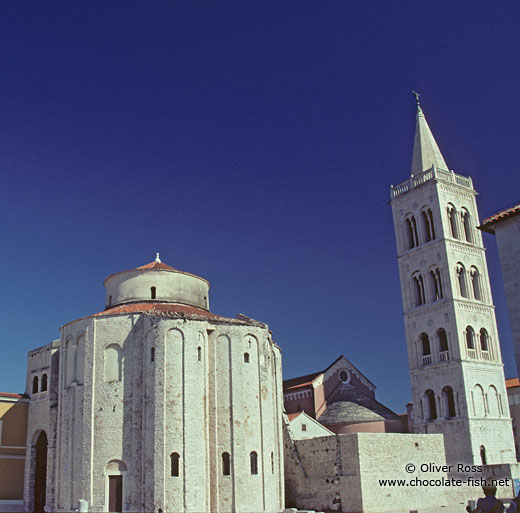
left=390, top=106, right=516, bottom=466
left=23, top=260, right=285, bottom=513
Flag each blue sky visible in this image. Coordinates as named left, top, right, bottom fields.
left=1, top=2, right=519, bottom=413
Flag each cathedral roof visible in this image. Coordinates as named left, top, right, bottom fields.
left=411, top=103, right=448, bottom=177
left=479, top=203, right=520, bottom=234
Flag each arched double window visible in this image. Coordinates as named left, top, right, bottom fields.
left=32, top=375, right=39, bottom=394
left=461, top=208, right=473, bottom=243
left=456, top=263, right=468, bottom=298
left=405, top=215, right=419, bottom=249
left=412, top=272, right=426, bottom=307
left=442, top=387, right=456, bottom=418
left=465, top=326, right=476, bottom=350
left=250, top=451, right=258, bottom=475
left=41, top=373, right=48, bottom=392
left=430, top=268, right=443, bottom=301
left=170, top=452, right=180, bottom=477
left=421, top=208, right=436, bottom=242
left=425, top=389, right=437, bottom=420
left=470, top=267, right=483, bottom=301
left=447, top=204, right=459, bottom=239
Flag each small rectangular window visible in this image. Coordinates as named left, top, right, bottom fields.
left=301, top=424, right=307, bottom=431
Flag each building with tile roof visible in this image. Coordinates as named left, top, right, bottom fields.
left=480, top=204, right=520, bottom=378
left=283, top=356, right=407, bottom=434
left=0, top=393, right=28, bottom=512
left=506, top=378, right=520, bottom=460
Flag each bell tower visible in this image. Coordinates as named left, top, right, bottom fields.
left=390, top=96, right=515, bottom=465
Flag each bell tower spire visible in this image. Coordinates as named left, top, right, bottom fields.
left=390, top=99, right=516, bottom=467
left=410, top=92, right=448, bottom=176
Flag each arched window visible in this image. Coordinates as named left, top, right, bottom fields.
left=461, top=208, right=473, bottom=243
left=250, top=451, right=258, bottom=475
left=412, top=273, right=426, bottom=307
left=473, top=384, right=486, bottom=417
left=271, top=451, right=274, bottom=474
left=420, top=333, right=431, bottom=355
left=488, top=386, right=500, bottom=417
left=150, top=286, right=156, bottom=299
left=170, top=452, right=180, bottom=477
left=104, top=344, right=122, bottom=382
left=438, top=329, right=449, bottom=361
left=421, top=208, right=435, bottom=242
left=466, top=326, right=475, bottom=350
left=447, top=204, right=459, bottom=239
left=479, top=328, right=489, bottom=352
left=442, top=387, right=456, bottom=418
left=151, top=347, right=155, bottom=362
left=41, top=373, right=48, bottom=392
left=244, top=353, right=250, bottom=363
left=405, top=215, right=419, bottom=249
left=480, top=445, right=487, bottom=465
left=222, top=452, right=231, bottom=476
left=438, top=329, right=449, bottom=352
left=420, top=333, right=431, bottom=366
left=32, top=376, right=39, bottom=394
left=456, top=264, right=468, bottom=298
left=197, top=346, right=202, bottom=362
left=430, top=268, right=443, bottom=301
left=470, top=267, right=482, bottom=301
left=425, top=389, right=437, bottom=420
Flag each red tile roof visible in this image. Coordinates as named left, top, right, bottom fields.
left=506, top=377, right=520, bottom=389
left=287, top=412, right=303, bottom=421
left=480, top=204, right=520, bottom=234
left=94, top=302, right=221, bottom=319
left=137, top=261, right=179, bottom=271
left=283, top=371, right=322, bottom=391
left=0, top=392, right=24, bottom=398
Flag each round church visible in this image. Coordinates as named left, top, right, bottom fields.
left=24, top=256, right=284, bottom=513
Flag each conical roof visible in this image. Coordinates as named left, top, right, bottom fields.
left=411, top=105, right=448, bottom=176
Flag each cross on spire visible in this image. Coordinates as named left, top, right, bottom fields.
left=412, top=90, right=420, bottom=107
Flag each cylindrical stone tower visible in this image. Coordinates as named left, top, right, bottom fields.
left=25, top=256, right=284, bottom=513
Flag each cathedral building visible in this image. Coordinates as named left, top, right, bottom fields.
left=23, top=256, right=284, bottom=513
left=390, top=98, right=516, bottom=466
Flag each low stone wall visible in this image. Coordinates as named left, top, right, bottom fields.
left=283, top=432, right=516, bottom=513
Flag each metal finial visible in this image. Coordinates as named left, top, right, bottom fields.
left=155, top=252, right=161, bottom=263
left=412, top=91, right=421, bottom=107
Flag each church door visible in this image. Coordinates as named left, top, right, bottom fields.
left=108, top=475, right=123, bottom=512
left=34, top=431, right=48, bottom=513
